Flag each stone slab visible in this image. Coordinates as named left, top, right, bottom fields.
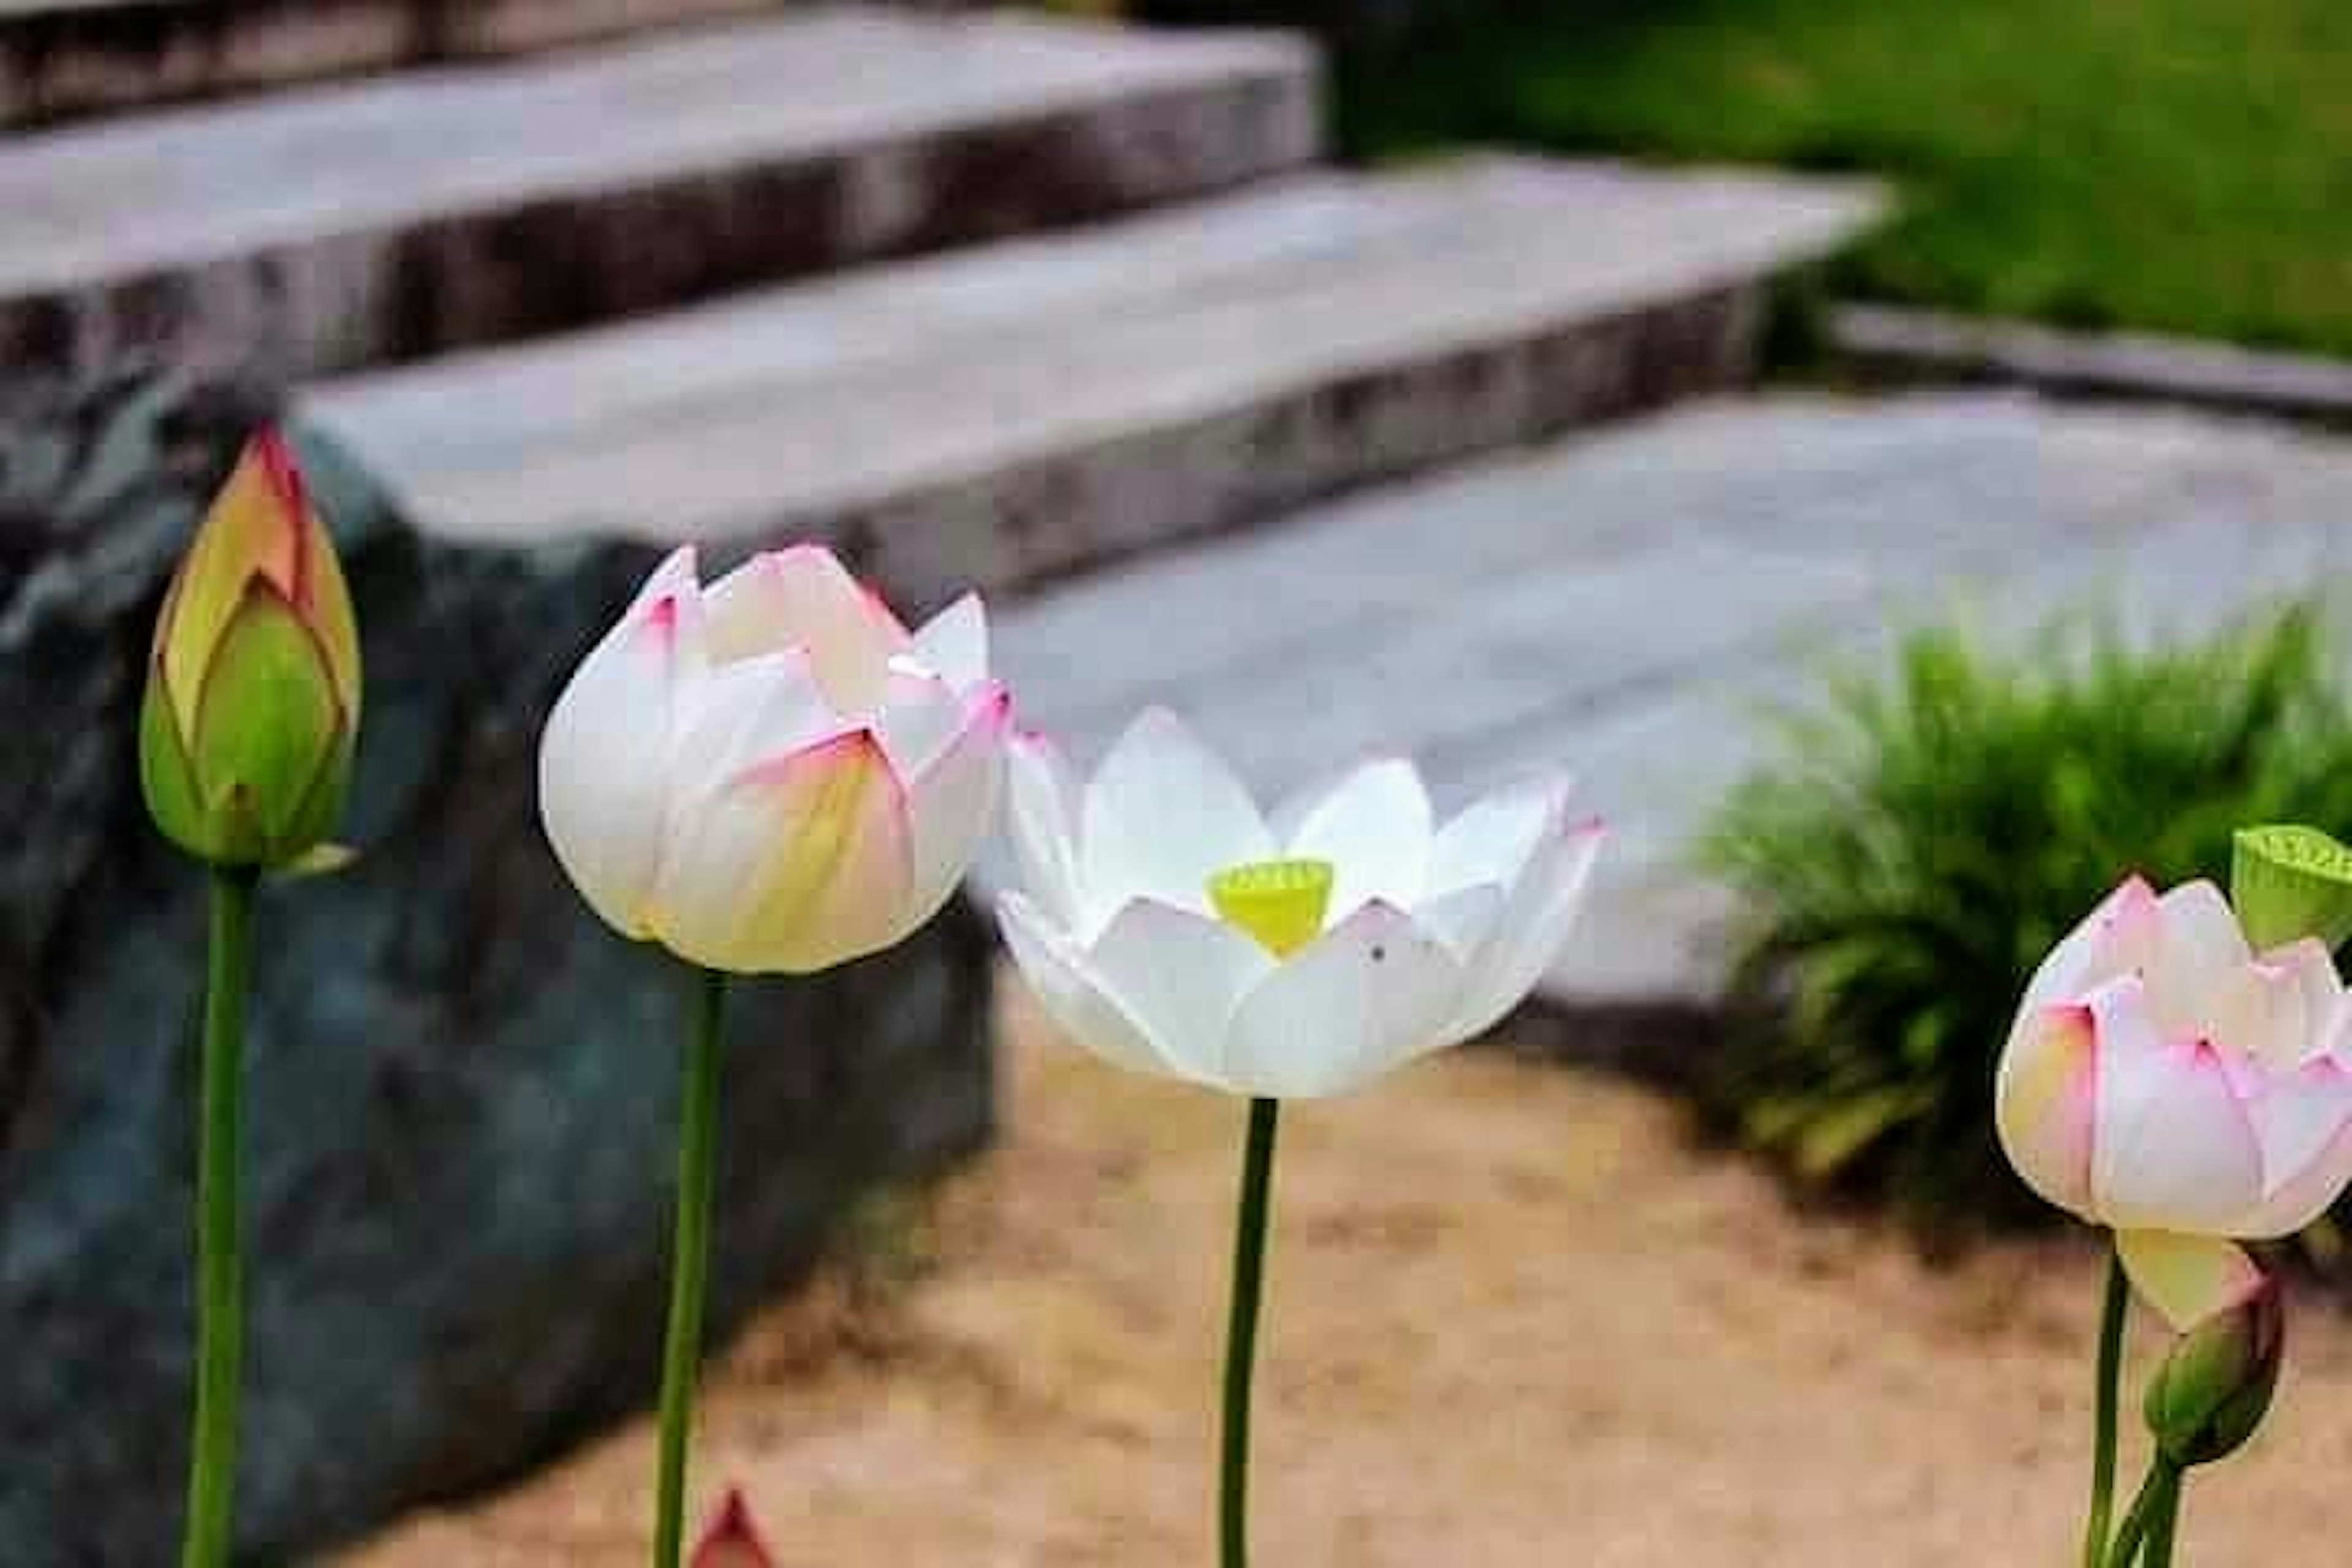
left=1831, top=301, right=2352, bottom=427
left=982, top=391, right=2352, bottom=1057
left=304, top=158, right=1887, bottom=603
left=0, top=6, right=1320, bottom=375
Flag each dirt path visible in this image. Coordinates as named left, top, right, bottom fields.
left=345, top=988, right=2352, bottom=1565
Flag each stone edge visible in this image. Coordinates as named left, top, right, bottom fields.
left=1828, top=301, right=2352, bottom=428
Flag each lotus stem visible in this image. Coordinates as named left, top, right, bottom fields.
left=1220, top=1096, right=1282, bottom=1568
left=2106, top=1458, right=2183, bottom=1568
left=2142, top=1469, right=2184, bottom=1568
left=182, top=865, right=258, bottom=1568
left=654, top=967, right=728, bottom=1568
left=2084, top=1248, right=2130, bottom=1568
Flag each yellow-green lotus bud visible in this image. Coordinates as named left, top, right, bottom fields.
left=2144, top=1268, right=2285, bottom=1468
left=139, top=429, right=362, bottom=870
left=2231, top=824, right=2352, bottom=951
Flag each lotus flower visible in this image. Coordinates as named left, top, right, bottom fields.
left=540, top=545, right=1009, bottom=974
left=998, top=709, right=1603, bottom=1098
left=139, top=429, right=361, bottom=869
left=690, top=1488, right=776, bottom=1568
left=1996, top=875, right=2352, bottom=1328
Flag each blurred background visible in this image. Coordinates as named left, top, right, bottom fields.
left=6, top=1, right=2352, bottom=1562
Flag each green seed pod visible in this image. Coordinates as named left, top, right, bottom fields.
left=2231, top=824, right=2352, bottom=951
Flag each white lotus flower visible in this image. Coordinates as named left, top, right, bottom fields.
left=998, top=709, right=1604, bottom=1099
left=539, top=544, right=1009, bottom=974
left=1997, top=875, right=2352, bottom=1328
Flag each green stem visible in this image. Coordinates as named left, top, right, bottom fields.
left=2084, top=1248, right=2130, bottom=1568
left=653, top=968, right=728, bottom=1568
left=2142, top=1468, right=2185, bottom=1568
left=1219, top=1096, right=1281, bottom=1568
left=2106, top=1460, right=2182, bottom=1568
left=182, top=865, right=258, bottom=1568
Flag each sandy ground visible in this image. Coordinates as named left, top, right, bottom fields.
left=345, top=987, right=2352, bottom=1565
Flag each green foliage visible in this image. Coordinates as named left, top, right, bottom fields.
left=1341, top=0, right=2352, bottom=357
left=1699, top=608, right=2352, bottom=1238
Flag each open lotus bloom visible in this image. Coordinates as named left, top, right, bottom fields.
left=539, top=545, right=1010, bottom=974
left=999, top=709, right=1604, bottom=1099
left=1997, top=876, right=2352, bottom=1329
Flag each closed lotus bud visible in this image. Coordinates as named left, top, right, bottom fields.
left=690, top=1487, right=775, bottom=1568
left=139, top=429, right=362, bottom=870
left=2144, top=1270, right=2285, bottom=1468
left=2232, top=824, right=2352, bottom=951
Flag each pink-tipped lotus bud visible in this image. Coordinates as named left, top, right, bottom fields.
left=138, top=429, right=362, bottom=869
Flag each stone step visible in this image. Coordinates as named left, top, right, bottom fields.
left=979, top=391, right=2352, bottom=1067
left=301, top=157, right=1886, bottom=603
left=0, top=1, right=929, bottom=129
left=0, top=6, right=1319, bottom=377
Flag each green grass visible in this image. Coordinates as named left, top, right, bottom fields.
left=1341, top=0, right=2352, bottom=356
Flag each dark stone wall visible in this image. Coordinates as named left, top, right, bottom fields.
left=0, top=369, right=995, bottom=1565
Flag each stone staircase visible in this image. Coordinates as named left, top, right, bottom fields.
left=1, top=4, right=1888, bottom=1009
left=304, top=157, right=1880, bottom=601
left=0, top=4, right=1882, bottom=575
